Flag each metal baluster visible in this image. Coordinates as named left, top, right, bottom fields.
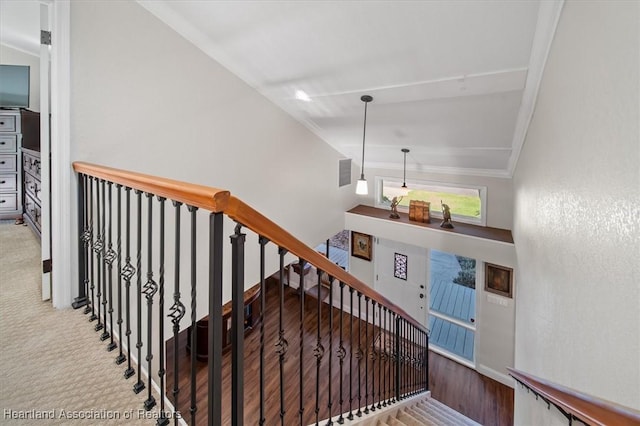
left=230, top=224, right=245, bottom=426
left=187, top=205, right=198, bottom=425
left=336, top=281, right=345, bottom=425
left=394, top=313, right=399, bottom=402
left=377, top=303, right=382, bottom=409
left=347, top=287, right=354, bottom=421
left=123, top=187, right=136, bottom=379
left=94, top=179, right=103, bottom=331
left=133, top=190, right=145, bottom=394
left=100, top=179, right=109, bottom=341
left=115, top=185, right=126, bottom=365
left=72, top=172, right=88, bottom=309
left=88, top=177, right=97, bottom=322
left=83, top=175, right=92, bottom=315
left=106, top=182, right=117, bottom=351
left=363, top=297, right=369, bottom=414
left=276, top=247, right=288, bottom=425
left=168, top=201, right=185, bottom=426
left=356, top=292, right=363, bottom=417
left=382, top=307, right=387, bottom=407
left=314, top=269, right=324, bottom=426
left=208, top=212, right=224, bottom=426
left=298, top=258, right=307, bottom=426
left=370, top=300, right=377, bottom=412
left=326, top=276, right=334, bottom=426
left=258, top=236, right=269, bottom=426
left=143, top=193, right=158, bottom=410
left=156, top=196, right=169, bottom=425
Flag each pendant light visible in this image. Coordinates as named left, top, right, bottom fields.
left=356, top=95, right=373, bottom=195
left=401, top=148, right=410, bottom=189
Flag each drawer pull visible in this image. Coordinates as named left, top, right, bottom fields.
left=0, top=122, right=4, bottom=125
left=0, top=181, right=4, bottom=184
left=0, top=161, right=5, bottom=164
left=0, top=200, right=5, bottom=204
left=0, top=141, right=5, bottom=145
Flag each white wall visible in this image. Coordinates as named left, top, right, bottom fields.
left=513, top=1, right=640, bottom=423
left=360, top=166, right=514, bottom=230
left=0, top=44, right=40, bottom=111
left=68, top=0, right=359, bottom=306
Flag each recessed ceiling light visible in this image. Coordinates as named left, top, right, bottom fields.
left=295, top=90, right=312, bottom=102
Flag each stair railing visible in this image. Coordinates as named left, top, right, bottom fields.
left=508, top=368, right=640, bottom=426
left=72, top=161, right=429, bottom=426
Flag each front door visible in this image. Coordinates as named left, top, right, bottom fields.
left=374, top=238, right=427, bottom=326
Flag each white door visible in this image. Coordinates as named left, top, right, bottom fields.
left=374, top=238, right=428, bottom=326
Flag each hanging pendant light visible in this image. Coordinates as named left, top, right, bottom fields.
left=401, top=148, right=410, bottom=189
left=356, top=95, right=373, bottom=195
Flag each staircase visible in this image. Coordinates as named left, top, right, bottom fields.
left=349, top=394, right=481, bottom=426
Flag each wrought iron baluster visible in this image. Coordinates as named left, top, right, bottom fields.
left=363, top=297, right=369, bottom=414
left=143, top=193, right=157, bottom=410
left=382, top=307, right=387, bottom=407
left=276, top=247, right=288, bottom=425
left=356, top=292, right=363, bottom=417
left=156, top=196, right=169, bottom=425
left=73, top=172, right=88, bottom=309
left=94, top=179, right=104, bottom=331
left=106, top=182, right=117, bottom=351
left=133, top=190, right=145, bottom=394
left=377, top=302, right=382, bottom=409
left=115, top=184, right=126, bottom=364
left=347, top=287, right=354, bottom=421
left=370, top=300, right=377, bottom=412
left=168, top=201, right=184, bottom=426
left=326, top=275, right=334, bottom=426
left=83, top=174, right=92, bottom=314
left=123, top=187, right=135, bottom=379
left=100, top=179, right=109, bottom=341
left=336, top=281, right=345, bottom=425
left=258, top=236, right=269, bottom=426
left=187, top=205, right=198, bottom=425
left=394, top=313, right=399, bottom=403
left=298, top=258, right=307, bottom=426
left=230, top=224, right=246, bottom=426
left=208, top=212, right=224, bottom=426
left=314, top=268, right=324, bottom=426
left=88, top=177, right=97, bottom=322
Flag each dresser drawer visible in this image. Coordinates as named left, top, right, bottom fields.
left=0, top=193, right=17, bottom=211
left=23, top=153, right=41, bottom=178
left=0, top=155, right=17, bottom=172
left=24, top=172, right=41, bottom=201
left=0, top=135, right=17, bottom=152
left=25, top=195, right=41, bottom=230
left=0, top=174, right=17, bottom=191
left=0, top=115, right=16, bottom=132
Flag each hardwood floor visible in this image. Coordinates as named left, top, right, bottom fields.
left=166, top=277, right=513, bottom=425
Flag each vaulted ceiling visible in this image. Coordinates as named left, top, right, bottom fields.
left=1, top=1, right=563, bottom=178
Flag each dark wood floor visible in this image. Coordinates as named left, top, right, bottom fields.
left=166, top=278, right=513, bottom=425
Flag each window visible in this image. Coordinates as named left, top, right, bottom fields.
left=375, top=176, right=487, bottom=226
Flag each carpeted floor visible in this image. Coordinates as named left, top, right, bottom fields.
left=0, top=223, right=166, bottom=425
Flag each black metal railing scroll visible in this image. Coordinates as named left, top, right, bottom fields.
left=73, top=163, right=429, bottom=426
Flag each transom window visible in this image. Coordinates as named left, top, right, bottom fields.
left=375, top=177, right=487, bottom=226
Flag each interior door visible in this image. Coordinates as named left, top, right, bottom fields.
left=39, top=3, right=51, bottom=300
left=374, top=237, right=428, bottom=326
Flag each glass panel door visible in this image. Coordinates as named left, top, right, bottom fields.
left=428, top=249, right=476, bottom=363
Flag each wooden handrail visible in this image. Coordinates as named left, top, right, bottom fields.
left=508, top=368, right=640, bottom=426
left=72, top=161, right=427, bottom=332
left=225, top=196, right=427, bottom=332
left=73, top=162, right=230, bottom=212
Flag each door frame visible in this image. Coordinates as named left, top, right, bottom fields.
left=46, top=0, right=73, bottom=309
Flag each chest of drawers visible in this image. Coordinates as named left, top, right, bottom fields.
left=22, top=148, right=41, bottom=234
left=0, top=110, right=22, bottom=220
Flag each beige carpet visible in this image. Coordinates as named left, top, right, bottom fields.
left=0, top=223, right=167, bottom=425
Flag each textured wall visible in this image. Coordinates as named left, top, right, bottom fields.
left=513, top=1, right=640, bottom=422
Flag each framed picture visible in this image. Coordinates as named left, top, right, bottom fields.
left=485, top=263, right=513, bottom=298
left=394, top=253, right=407, bottom=280
left=351, top=231, right=372, bottom=261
